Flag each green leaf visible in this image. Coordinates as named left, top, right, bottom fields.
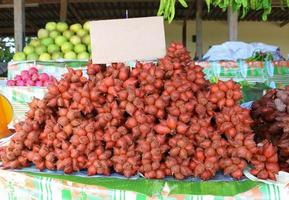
left=168, top=0, right=176, bottom=23
left=164, top=0, right=172, bottom=19
left=178, top=0, right=188, bottom=8
left=241, top=6, right=248, bottom=18
left=262, top=7, right=271, bottom=21
left=0, top=39, right=14, bottom=63
left=25, top=171, right=260, bottom=197
left=205, top=0, right=211, bottom=11
left=241, top=0, right=248, bottom=8
left=167, top=179, right=260, bottom=196
left=250, top=0, right=256, bottom=9
left=213, top=0, right=222, bottom=6
left=232, top=1, right=241, bottom=12
left=157, top=0, right=166, bottom=16
left=220, top=0, right=230, bottom=10
left=256, top=0, right=263, bottom=10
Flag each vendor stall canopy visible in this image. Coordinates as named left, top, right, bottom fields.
left=0, top=0, right=288, bottom=36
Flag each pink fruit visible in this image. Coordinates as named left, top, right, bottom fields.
left=39, top=73, right=49, bottom=82
left=35, top=81, right=43, bottom=87
left=7, top=80, right=16, bottom=86
left=31, top=73, right=39, bottom=82
left=15, top=75, right=22, bottom=81
left=26, top=80, right=35, bottom=86
left=16, top=80, right=25, bottom=86
left=43, top=82, right=50, bottom=86
left=11, top=68, right=54, bottom=87
left=28, top=67, right=38, bottom=75
left=21, top=70, right=29, bottom=77
left=21, top=73, right=30, bottom=81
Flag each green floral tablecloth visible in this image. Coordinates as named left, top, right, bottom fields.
left=0, top=170, right=288, bottom=200
left=199, top=60, right=289, bottom=88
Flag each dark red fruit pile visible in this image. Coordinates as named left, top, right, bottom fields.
left=251, top=87, right=289, bottom=172
left=1, top=42, right=279, bottom=180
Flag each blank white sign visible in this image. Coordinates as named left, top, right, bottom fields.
left=90, top=16, right=166, bottom=64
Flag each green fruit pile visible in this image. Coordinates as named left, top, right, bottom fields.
left=13, top=21, right=91, bottom=61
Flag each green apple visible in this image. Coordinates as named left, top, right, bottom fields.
left=52, top=52, right=64, bottom=60
left=56, top=22, right=68, bottom=32
left=45, top=22, right=57, bottom=31
left=63, top=30, right=74, bottom=39
left=37, top=29, right=49, bottom=39
left=27, top=53, right=39, bottom=60
left=23, top=45, right=35, bottom=55
left=39, top=53, right=51, bottom=61
left=35, top=45, right=47, bottom=55
left=55, top=35, right=67, bottom=46
left=82, top=34, right=90, bottom=45
left=76, top=29, right=88, bottom=37
left=83, top=21, right=90, bottom=31
left=13, top=52, right=26, bottom=61
left=64, top=51, right=77, bottom=59
left=77, top=52, right=90, bottom=60
left=70, top=23, right=82, bottom=33
left=49, top=30, right=60, bottom=39
left=30, top=39, right=41, bottom=47
left=70, top=35, right=81, bottom=45
left=61, top=42, right=74, bottom=53
left=47, top=44, right=60, bottom=53
left=41, top=37, right=54, bottom=46
left=74, top=44, right=86, bottom=54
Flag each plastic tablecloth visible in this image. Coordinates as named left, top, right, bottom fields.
left=0, top=169, right=288, bottom=200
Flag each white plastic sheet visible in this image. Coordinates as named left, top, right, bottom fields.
left=203, top=41, right=281, bottom=61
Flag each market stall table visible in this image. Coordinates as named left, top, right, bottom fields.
left=2, top=52, right=289, bottom=200
left=0, top=169, right=288, bottom=200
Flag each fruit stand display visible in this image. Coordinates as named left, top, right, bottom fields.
left=1, top=5, right=289, bottom=197
left=1, top=41, right=289, bottom=199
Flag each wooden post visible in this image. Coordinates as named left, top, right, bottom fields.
left=14, top=0, right=25, bottom=51
left=227, top=5, right=238, bottom=41
left=182, top=20, right=187, bottom=47
left=195, top=0, right=203, bottom=60
left=60, top=0, right=68, bottom=21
